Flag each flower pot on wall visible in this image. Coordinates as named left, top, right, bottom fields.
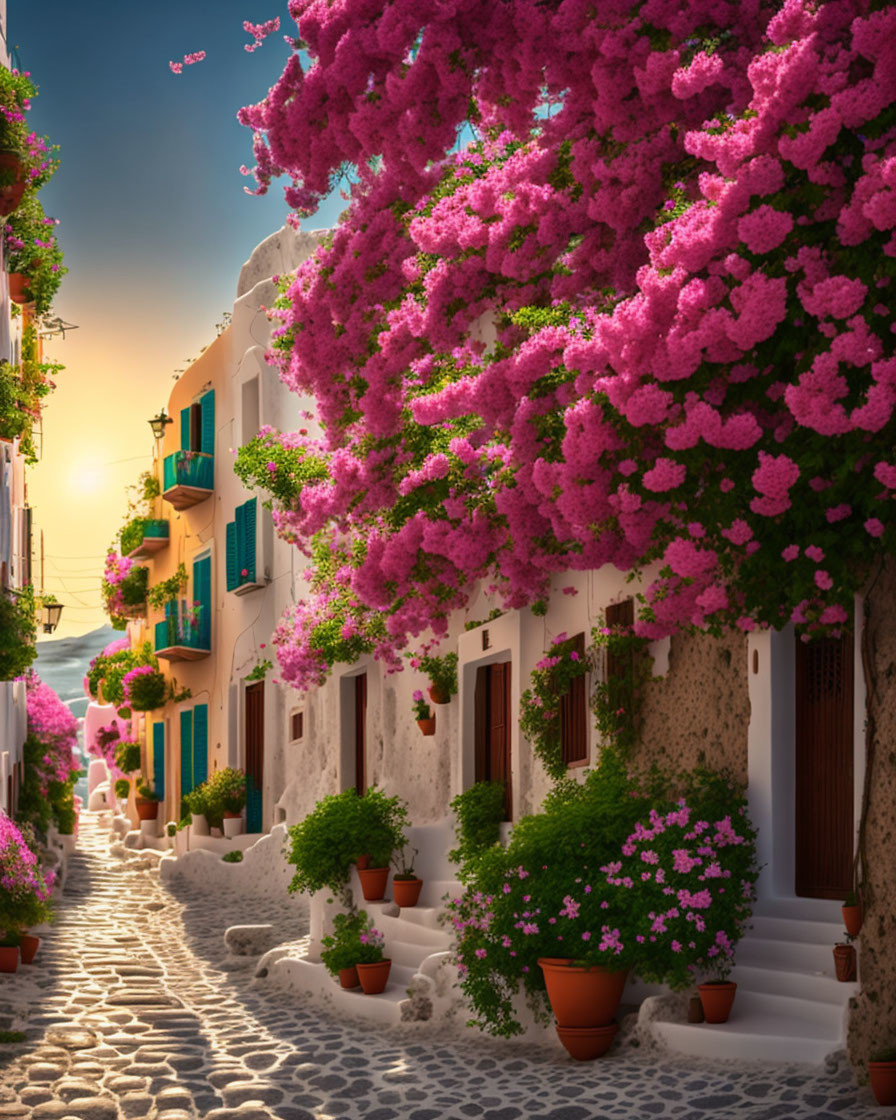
left=357, top=959, right=391, bottom=994
left=869, top=1061, right=896, bottom=1106
left=538, top=958, right=628, bottom=1028
left=392, top=877, right=423, bottom=907
left=698, top=981, right=738, bottom=1023
left=357, top=866, right=389, bottom=901
left=417, top=717, right=436, bottom=736
left=833, top=943, right=856, bottom=982
left=428, top=684, right=450, bottom=705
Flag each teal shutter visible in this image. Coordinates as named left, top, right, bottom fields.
left=193, top=554, right=212, bottom=647
left=179, top=710, right=193, bottom=796
left=180, top=406, right=191, bottom=451
left=165, top=599, right=177, bottom=645
left=246, top=773, right=263, bottom=833
left=193, top=704, right=208, bottom=787
left=152, top=722, right=165, bottom=803
left=241, top=499, right=257, bottom=583
left=200, top=390, right=215, bottom=455
left=225, top=521, right=238, bottom=591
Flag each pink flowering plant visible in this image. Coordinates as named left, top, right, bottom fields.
left=17, top=672, right=80, bottom=835
left=446, top=749, right=757, bottom=1036
left=121, top=664, right=167, bottom=712
left=411, top=689, right=432, bottom=721
left=101, top=551, right=148, bottom=625
left=223, top=0, right=896, bottom=698
left=519, top=631, right=593, bottom=779
left=0, top=813, right=55, bottom=942
left=320, top=908, right=386, bottom=976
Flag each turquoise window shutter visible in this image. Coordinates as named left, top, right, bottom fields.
left=180, top=406, right=191, bottom=450
left=225, top=521, right=238, bottom=592
left=246, top=773, right=263, bottom=833
left=152, top=722, right=165, bottom=802
left=241, top=499, right=257, bottom=583
left=179, top=710, right=193, bottom=797
left=193, top=704, right=208, bottom=787
left=200, top=390, right=215, bottom=456
left=193, top=554, right=212, bottom=647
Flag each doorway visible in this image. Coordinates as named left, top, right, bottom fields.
left=474, top=661, right=512, bottom=820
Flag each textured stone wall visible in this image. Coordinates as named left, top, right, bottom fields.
left=848, top=559, right=896, bottom=1073
left=635, top=629, right=750, bottom=785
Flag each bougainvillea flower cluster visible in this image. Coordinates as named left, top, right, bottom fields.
left=232, top=0, right=896, bottom=689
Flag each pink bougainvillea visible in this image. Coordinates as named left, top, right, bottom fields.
left=230, top=0, right=896, bottom=687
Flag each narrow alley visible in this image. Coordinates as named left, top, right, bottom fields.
left=0, top=815, right=883, bottom=1120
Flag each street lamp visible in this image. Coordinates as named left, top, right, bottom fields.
left=41, top=600, right=63, bottom=633
left=148, top=410, right=173, bottom=440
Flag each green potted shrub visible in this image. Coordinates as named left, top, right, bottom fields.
left=113, top=778, right=131, bottom=805
left=415, top=651, right=458, bottom=704
left=121, top=664, right=167, bottom=712
left=286, top=787, right=409, bottom=903
left=135, top=777, right=161, bottom=822
left=114, top=739, right=141, bottom=776
left=185, top=784, right=211, bottom=836
left=320, top=909, right=370, bottom=989
left=204, top=768, right=247, bottom=837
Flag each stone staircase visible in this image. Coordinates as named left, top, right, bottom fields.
left=650, top=897, right=859, bottom=1064
left=258, top=823, right=463, bottom=1024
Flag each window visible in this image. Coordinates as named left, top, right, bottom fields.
left=180, top=390, right=215, bottom=455
left=225, top=499, right=257, bottom=591
left=290, top=710, right=304, bottom=742
left=179, top=704, right=208, bottom=797
left=560, top=632, right=588, bottom=767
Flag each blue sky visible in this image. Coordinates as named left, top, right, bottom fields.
left=14, top=2, right=343, bottom=637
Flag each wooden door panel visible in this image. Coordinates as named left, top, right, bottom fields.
left=474, top=661, right=512, bottom=820
left=355, top=673, right=367, bottom=795
left=794, top=633, right=853, bottom=899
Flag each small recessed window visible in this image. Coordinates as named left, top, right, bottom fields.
left=290, top=710, right=304, bottom=742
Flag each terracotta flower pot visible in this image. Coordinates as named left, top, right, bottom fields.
left=417, top=717, right=436, bottom=736
left=392, top=877, right=423, bottom=907
left=357, top=959, right=391, bottom=994
left=338, top=965, right=359, bottom=989
left=833, top=943, right=856, bottom=982
left=0, top=151, right=27, bottom=217
left=698, top=981, right=737, bottom=1023
left=19, top=934, right=39, bottom=965
left=555, top=1020, right=618, bottom=1061
left=7, top=272, right=32, bottom=305
left=869, top=1061, right=896, bottom=1106
left=428, top=684, right=450, bottom=705
left=0, top=945, right=18, bottom=973
left=842, top=904, right=863, bottom=938
left=135, top=798, right=159, bottom=821
left=357, top=865, right=389, bottom=901
left=538, top=958, right=628, bottom=1028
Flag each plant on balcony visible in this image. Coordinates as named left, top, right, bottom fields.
left=0, top=585, right=36, bottom=680
left=121, top=663, right=167, bottom=711
left=0, top=816, right=55, bottom=943
left=148, top=564, right=188, bottom=611
left=86, top=641, right=158, bottom=708
left=102, top=551, right=148, bottom=626
left=0, top=66, right=58, bottom=213
left=285, top=787, right=409, bottom=898
left=0, top=346, right=55, bottom=465
left=4, top=194, right=65, bottom=313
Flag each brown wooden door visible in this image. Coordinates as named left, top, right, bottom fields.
left=354, top=673, right=367, bottom=795
left=794, top=632, right=854, bottom=898
left=474, top=662, right=512, bottom=820
left=245, top=682, right=264, bottom=787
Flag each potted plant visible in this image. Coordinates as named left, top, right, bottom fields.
left=842, top=889, right=863, bottom=938
left=320, top=909, right=369, bottom=989
left=185, top=785, right=210, bottom=836
left=121, top=664, right=167, bottom=712
left=285, top=787, right=409, bottom=903
left=415, top=650, right=458, bottom=705
left=135, top=777, right=161, bottom=821
left=391, top=844, right=422, bottom=907
left=114, top=739, right=141, bottom=777
left=412, top=690, right=435, bottom=736
left=0, top=816, right=55, bottom=974
left=833, top=936, right=857, bottom=982
left=869, top=1047, right=896, bottom=1106
left=0, top=67, right=57, bottom=216
left=114, top=777, right=131, bottom=805
left=353, top=916, right=391, bottom=994
left=204, top=768, right=247, bottom=838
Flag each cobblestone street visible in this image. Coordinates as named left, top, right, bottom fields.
left=0, top=815, right=883, bottom=1119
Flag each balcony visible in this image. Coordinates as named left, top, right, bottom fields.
left=126, top=519, right=170, bottom=560
left=154, top=601, right=210, bottom=662
left=162, top=451, right=214, bottom=510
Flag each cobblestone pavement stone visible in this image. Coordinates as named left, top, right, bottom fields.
left=0, top=814, right=884, bottom=1118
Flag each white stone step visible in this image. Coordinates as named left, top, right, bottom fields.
left=736, top=934, right=841, bottom=974
left=730, top=962, right=858, bottom=1005
left=747, top=913, right=846, bottom=945
left=652, top=989, right=845, bottom=1065
left=362, top=906, right=453, bottom=956
left=268, top=954, right=418, bottom=1024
